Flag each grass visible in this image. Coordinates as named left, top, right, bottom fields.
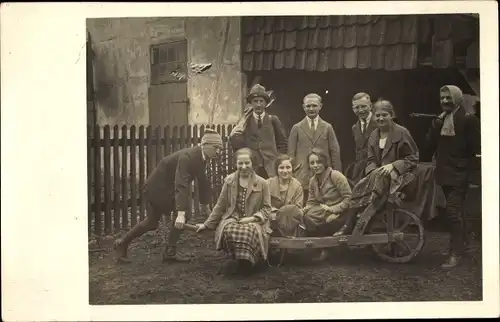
left=89, top=224, right=482, bottom=304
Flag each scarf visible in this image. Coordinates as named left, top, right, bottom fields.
left=439, top=85, right=463, bottom=137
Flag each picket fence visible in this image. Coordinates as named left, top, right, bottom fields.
left=87, top=124, right=236, bottom=237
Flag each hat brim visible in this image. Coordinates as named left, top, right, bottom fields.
left=247, top=93, right=270, bottom=103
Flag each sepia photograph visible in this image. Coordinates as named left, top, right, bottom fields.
left=87, top=13, right=483, bottom=304
left=1, top=2, right=498, bottom=321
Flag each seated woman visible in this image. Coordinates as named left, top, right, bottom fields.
left=195, top=148, right=272, bottom=275
left=266, top=154, right=305, bottom=238
left=335, top=99, right=419, bottom=236
left=302, top=148, right=352, bottom=260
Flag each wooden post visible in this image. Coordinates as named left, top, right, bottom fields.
left=138, top=125, right=146, bottom=221
left=121, top=125, right=129, bottom=230
left=146, top=126, right=153, bottom=176
left=130, top=125, right=137, bottom=227
left=93, top=125, right=102, bottom=236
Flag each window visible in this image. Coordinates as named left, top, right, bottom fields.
left=150, top=40, right=187, bottom=85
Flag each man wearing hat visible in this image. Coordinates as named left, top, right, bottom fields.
left=230, top=84, right=288, bottom=178
left=114, top=129, right=223, bottom=264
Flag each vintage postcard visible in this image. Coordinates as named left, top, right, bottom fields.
left=1, top=1, right=499, bottom=321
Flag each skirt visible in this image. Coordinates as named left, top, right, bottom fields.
left=272, top=204, right=304, bottom=237
left=222, top=221, right=262, bottom=265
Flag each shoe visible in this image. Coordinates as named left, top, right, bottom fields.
left=114, top=239, right=131, bottom=264
left=441, top=253, right=462, bottom=269
left=161, top=248, right=191, bottom=263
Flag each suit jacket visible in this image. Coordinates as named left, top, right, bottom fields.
left=203, top=171, right=272, bottom=258
left=143, top=146, right=211, bottom=212
left=288, top=117, right=342, bottom=189
left=266, top=176, right=304, bottom=210
left=306, top=167, right=352, bottom=214
left=230, top=114, right=288, bottom=177
left=346, top=115, right=378, bottom=185
left=426, top=106, right=481, bottom=187
left=365, top=123, right=419, bottom=176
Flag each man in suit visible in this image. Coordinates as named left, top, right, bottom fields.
left=113, top=129, right=223, bottom=264
left=426, top=85, right=481, bottom=269
left=345, top=92, right=378, bottom=187
left=230, top=84, right=288, bottom=179
left=288, top=93, right=342, bottom=202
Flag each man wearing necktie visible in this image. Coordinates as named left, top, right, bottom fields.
left=345, top=92, right=378, bottom=187
left=288, top=93, right=342, bottom=203
left=229, top=84, right=288, bottom=179
left=426, top=85, right=481, bottom=269
left=113, top=129, right=223, bottom=264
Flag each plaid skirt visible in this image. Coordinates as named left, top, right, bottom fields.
left=222, top=221, right=261, bottom=265
left=349, top=167, right=415, bottom=210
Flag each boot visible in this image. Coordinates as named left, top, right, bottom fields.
left=161, top=245, right=191, bottom=263
left=441, top=253, right=462, bottom=269
left=114, top=238, right=131, bottom=264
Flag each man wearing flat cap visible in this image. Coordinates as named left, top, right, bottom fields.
left=230, top=84, right=288, bottom=178
left=114, top=129, right=223, bottom=264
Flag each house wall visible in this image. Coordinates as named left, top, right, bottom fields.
left=87, top=17, right=243, bottom=127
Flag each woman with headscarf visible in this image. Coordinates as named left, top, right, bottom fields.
left=335, top=99, right=420, bottom=236
left=302, top=148, right=352, bottom=261
left=195, top=148, right=272, bottom=275
left=266, top=154, right=305, bottom=238
left=426, top=85, right=480, bottom=269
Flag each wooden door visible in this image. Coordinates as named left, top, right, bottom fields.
left=149, top=40, right=189, bottom=127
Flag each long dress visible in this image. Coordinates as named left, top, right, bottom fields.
left=221, top=184, right=263, bottom=265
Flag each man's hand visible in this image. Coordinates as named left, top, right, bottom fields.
left=379, top=164, right=394, bottom=176
left=174, top=212, right=186, bottom=229
left=326, top=213, right=339, bottom=223
left=195, top=223, right=207, bottom=233
left=239, top=217, right=256, bottom=224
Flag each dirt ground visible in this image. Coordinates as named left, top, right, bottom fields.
left=89, top=221, right=482, bottom=304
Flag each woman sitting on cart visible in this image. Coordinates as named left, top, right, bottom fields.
left=195, top=148, right=272, bottom=276
left=302, top=147, right=352, bottom=261
left=267, top=154, right=305, bottom=238
left=335, top=99, right=419, bottom=236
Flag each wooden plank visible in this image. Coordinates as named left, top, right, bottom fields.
left=146, top=126, right=154, bottom=176
left=113, top=125, right=121, bottom=232
left=93, top=126, right=102, bottom=236
left=172, top=126, right=179, bottom=153
left=193, top=125, right=201, bottom=219
left=103, top=125, right=112, bottom=235
left=138, top=125, right=146, bottom=221
left=121, top=125, right=129, bottom=230
left=155, top=125, right=162, bottom=165
left=164, top=126, right=171, bottom=157
left=227, top=124, right=234, bottom=173
left=87, top=126, right=93, bottom=237
left=130, top=125, right=138, bottom=227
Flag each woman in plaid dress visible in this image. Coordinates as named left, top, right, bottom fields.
left=196, top=148, right=272, bottom=275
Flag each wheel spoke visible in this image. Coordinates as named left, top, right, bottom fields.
left=398, top=215, right=412, bottom=231
left=396, top=240, right=412, bottom=255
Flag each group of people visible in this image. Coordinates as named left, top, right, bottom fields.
left=113, top=83, right=480, bottom=275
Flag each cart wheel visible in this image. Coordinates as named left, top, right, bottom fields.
left=367, top=208, right=425, bottom=264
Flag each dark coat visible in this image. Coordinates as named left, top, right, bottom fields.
left=366, top=123, right=419, bottom=176
left=426, top=106, right=481, bottom=188
left=346, top=115, right=378, bottom=185
left=143, top=146, right=211, bottom=212
left=231, top=113, right=288, bottom=177
left=288, top=117, right=342, bottom=189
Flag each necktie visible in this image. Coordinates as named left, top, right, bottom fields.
left=311, top=119, right=315, bottom=133
left=257, top=115, right=262, bottom=128
left=361, top=119, right=366, bottom=134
